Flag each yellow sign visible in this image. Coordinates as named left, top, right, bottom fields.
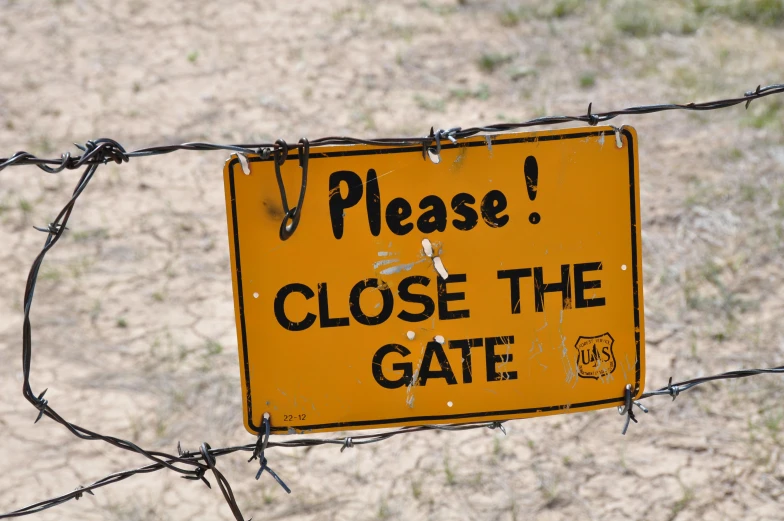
left=223, top=126, right=645, bottom=434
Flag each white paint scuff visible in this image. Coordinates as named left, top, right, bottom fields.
left=422, top=238, right=433, bottom=258
left=433, top=256, right=448, bottom=279
left=237, top=153, right=250, bottom=175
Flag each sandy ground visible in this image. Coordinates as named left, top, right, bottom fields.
left=1, top=0, right=784, bottom=520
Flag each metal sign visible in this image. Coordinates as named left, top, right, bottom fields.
left=223, top=126, right=645, bottom=434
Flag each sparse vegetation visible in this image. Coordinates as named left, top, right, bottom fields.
left=414, top=94, right=445, bottom=112
left=579, top=72, right=596, bottom=89
left=616, top=1, right=700, bottom=36
left=411, top=479, right=423, bottom=499
left=695, top=0, right=784, bottom=25
left=615, top=3, right=664, bottom=36
left=551, top=0, right=580, bottom=18
left=18, top=199, right=32, bottom=214
left=672, top=66, right=699, bottom=91
left=499, top=0, right=579, bottom=22
left=733, top=0, right=784, bottom=24
left=72, top=228, right=109, bottom=242
left=508, top=66, right=537, bottom=81
left=419, top=0, right=458, bottom=16
left=745, top=99, right=783, bottom=130
left=498, top=7, right=522, bottom=27
left=205, top=339, right=223, bottom=355
left=477, top=52, right=514, bottom=73
left=449, top=83, right=490, bottom=101
left=671, top=484, right=696, bottom=517
left=377, top=498, right=392, bottom=520
left=443, top=457, right=457, bottom=485
left=39, top=267, right=62, bottom=282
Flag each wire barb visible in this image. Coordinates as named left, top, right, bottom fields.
left=745, top=85, right=762, bottom=109
left=489, top=421, right=507, bottom=435
left=340, top=437, right=354, bottom=452
left=72, top=486, right=94, bottom=501
left=667, top=376, right=680, bottom=401
left=32, top=388, right=48, bottom=424
left=586, top=102, right=600, bottom=126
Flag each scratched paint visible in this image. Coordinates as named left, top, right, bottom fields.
left=379, top=258, right=427, bottom=275
left=373, top=259, right=398, bottom=269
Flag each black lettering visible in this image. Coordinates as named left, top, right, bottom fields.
left=273, top=283, right=316, bottom=331
left=533, top=265, right=572, bottom=312
left=317, top=283, right=349, bottom=328
left=497, top=268, right=532, bottom=314
left=448, top=338, right=483, bottom=383
left=602, top=346, right=611, bottom=362
left=385, top=197, right=414, bottom=236
left=329, top=170, right=364, bottom=239
left=366, top=168, right=381, bottom=236
left=524, top=155, right=539, bottom=201
left=418, top=341, right=458, bottom=386
left=397, top=276, right=435, bottom=322
left=437, top=273, right=470, bottom=320
left=349, top=278, right=394, bottom=326
left=417, top=195, right=448, bottom=233
left=372, top=344, right=412, bottom=389
left=574, top=262, right=606, bottom=308
left=451, top=193, right=478, bottom=231
left=481, top=190, right=509, bottom=228
left=485, top=336, right=518, bottom=381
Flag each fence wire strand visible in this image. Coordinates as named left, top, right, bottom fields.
left=1, top=83, right=784, bottom=520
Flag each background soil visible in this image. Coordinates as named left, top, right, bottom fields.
left=1, top=0, right=784, bottom=520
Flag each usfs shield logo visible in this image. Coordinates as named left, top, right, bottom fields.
left=574, top=333, right=616, bottom=379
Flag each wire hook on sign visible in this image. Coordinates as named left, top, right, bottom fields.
left=273, top=138, right=310, bottom=240
left=423, top=127, right=461, bottom=164
left=249, top=413, right=291, bottom=494
left=618, top=384, right=649, bottom=434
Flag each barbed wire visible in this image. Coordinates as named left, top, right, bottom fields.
left=2, top=83, right=784, bottom=520
left=2, top=83, right=782, bottom=174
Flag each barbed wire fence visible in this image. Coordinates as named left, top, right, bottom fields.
left=1, top=83, right=784, bottom=520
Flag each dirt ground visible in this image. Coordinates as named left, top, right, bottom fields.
left=1, top=0, right=784, bottom=520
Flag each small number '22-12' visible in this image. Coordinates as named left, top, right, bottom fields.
left=283, top=414, right=306, bottom=421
